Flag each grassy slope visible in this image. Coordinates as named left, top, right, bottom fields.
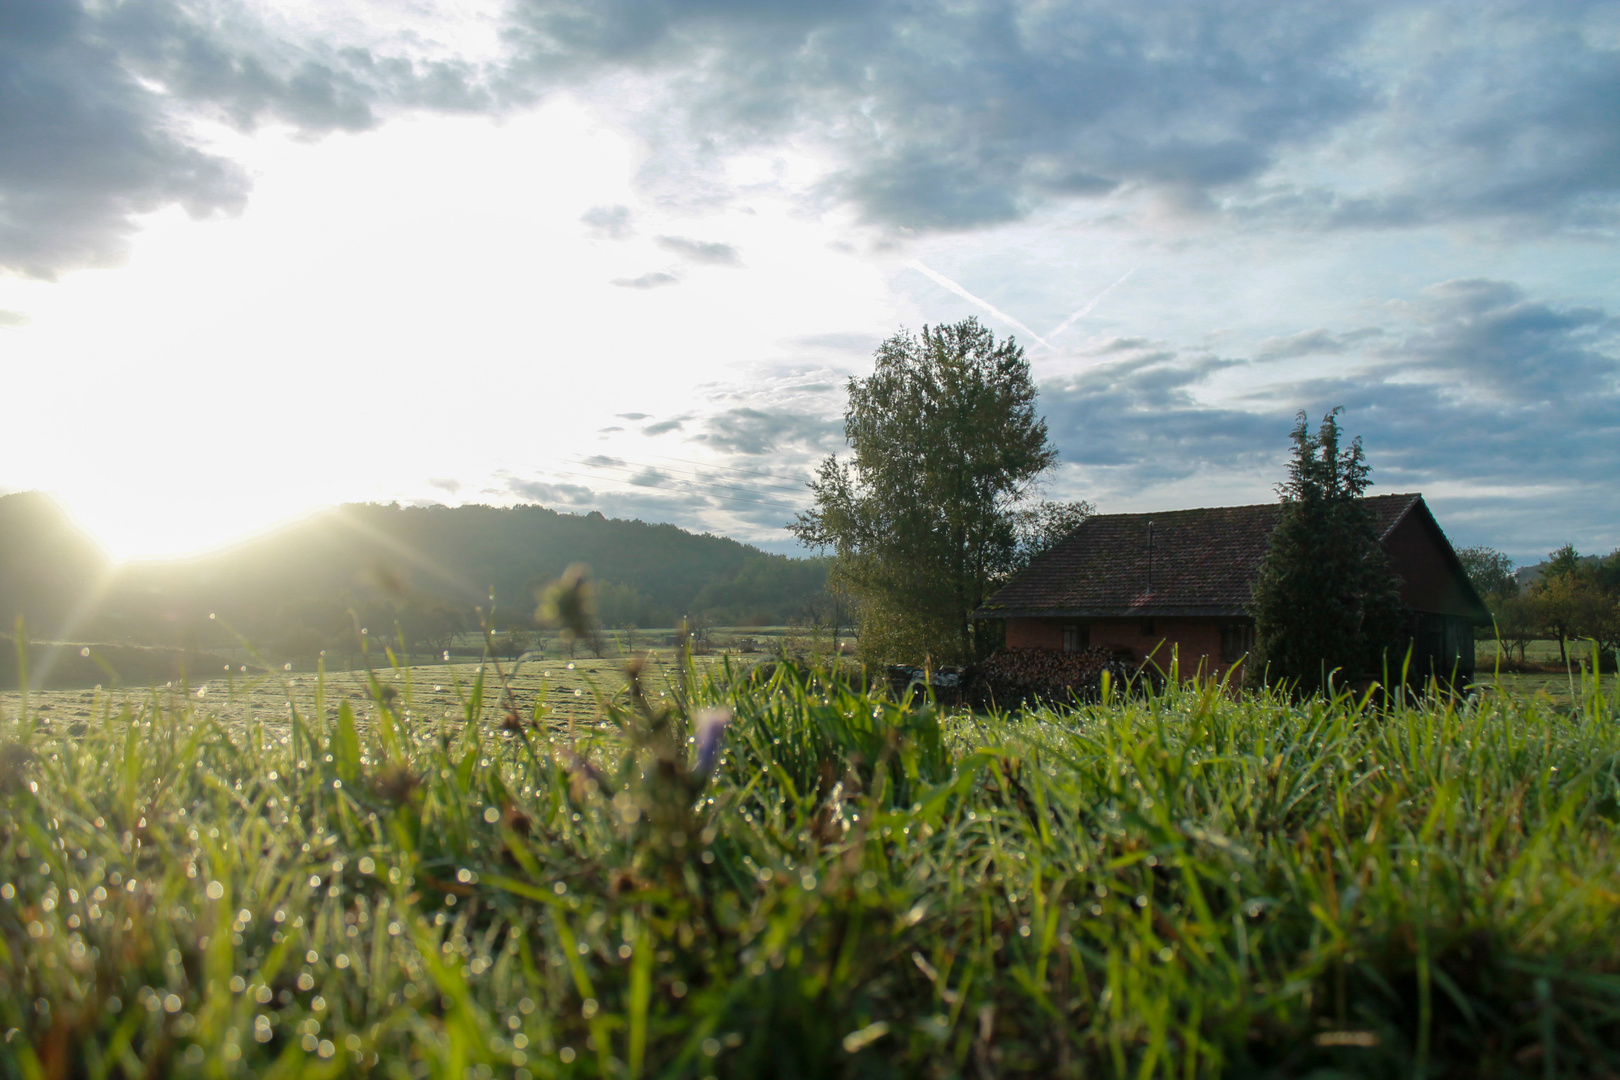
left=3, top=662, right=1620, bottom=1078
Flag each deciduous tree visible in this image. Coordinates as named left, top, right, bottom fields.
left=791, top=318, right=1061, bottom=664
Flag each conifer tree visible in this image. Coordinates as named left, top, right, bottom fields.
left=1251, top=410, right=1403, bottom=694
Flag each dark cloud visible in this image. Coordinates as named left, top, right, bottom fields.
left=656, top=235, right=741, bottom=265
left=1257, top=328, right=1347, bottom=359
left=612, top=271, right=680, bottom=288
left=690, top=407, right=842, bottom=456
left=499, top=2, right=1620, bottom=236
left=506, top=478, right=595, bottom=504
left=0, top=0, right=490, bottom=277
left=642, top=419, right=685, bottom=435
left=0, top=1, right=247, bottom=277
left=15, top=2, right=1615, bottom=278
left=616, top=412, right=651, bottom=420
left=582, top=203, right=633, bottom=238
left=1390, top=279, right=1619, bottom=397
left=426, top=477, right=462, bottom=494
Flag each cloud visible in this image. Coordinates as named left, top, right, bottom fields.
left=612, top=271, right=680, bottom=288
left=0, top=1, right=248, bottom=277
left=497, top=2, right=1620, bottom=238
left=1036, top=277, right=1619, bottom=557
left=1257, top=329, right=1349, bottom=360
left=642, top=418, right=685, bottom=435
left=1390, top=279, right=1619, bottom=397
left=507, top=478, right=595, bottom=504
left=656, top=235, right=741, bottom=265
left=616, top=412, right=651, bottom=420
left=0, top=311, right=29, bottom=328
left=582, top=203, right=633, bottom=239
left=629, top=468, right=666, bottom=487
left=690, top=407, right=842, bottom=456
left=426, top=477, right=462, bottom=494
left=0, top=0, right=491, bottom=278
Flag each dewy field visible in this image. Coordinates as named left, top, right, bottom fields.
left=4, top=653, right=1620, bottom=1079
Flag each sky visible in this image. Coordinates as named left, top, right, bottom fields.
left=0, top=0, right=1616, bottom=566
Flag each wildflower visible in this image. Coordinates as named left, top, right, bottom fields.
left=693, top=708, right=732, bottom=777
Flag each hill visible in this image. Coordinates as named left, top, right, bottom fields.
left=0, top=494, right=827, bottom=660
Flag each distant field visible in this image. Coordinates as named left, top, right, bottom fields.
left=1, top=655, right=739, bottom=738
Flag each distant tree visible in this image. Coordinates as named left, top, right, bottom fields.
left=1572, top=586, right=1620, bottom=667
left=1457, top=546, right=1518, bottom=603
left=1534, top=548, right=1585, bottom=667
left=1530, top=547, right=1620, bottom=669
left=1494, top=592, right=1541, bottom=665
left=1544, top=544, right=1584, bottom=581
left=503, top=627, right=531, bottom=661
left=1009, top=499, right=1096, bottom=574
left=1251, top=410, right=1404, bottom=695
left=791, top=318, right=1059, bottom=665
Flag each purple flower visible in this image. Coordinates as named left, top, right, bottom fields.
left=693, top=708, right=732, bottom=777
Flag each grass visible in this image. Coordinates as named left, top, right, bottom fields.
left=3, top=651, right=1620, bottom=1079
left=1, top=657, right=711, bottom=742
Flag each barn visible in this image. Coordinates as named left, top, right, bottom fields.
left=974, top=493, right=1491, bottom=684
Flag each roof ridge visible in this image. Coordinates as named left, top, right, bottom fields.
left=1079, top=492, right=1422, bottom=521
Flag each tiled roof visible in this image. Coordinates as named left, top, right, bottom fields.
left=976, top=493, right=1423, bottom=618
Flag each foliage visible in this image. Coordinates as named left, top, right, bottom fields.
left=5, top=654, right=1620, bottom=1077
left=1456, top=545, right=1517, bottom=604
left=1008, top=499, right=1096, bottom=575
left=792, top=318, right=1059, bottom=666
left=1251, top=410, right=1403, bottom=694
left=1520, top=546, right=1620, bottom=667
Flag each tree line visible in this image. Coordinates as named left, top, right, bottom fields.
left=1460, top=544, right=1620, bottom=667
left=0, top=494, right=833, bottom=664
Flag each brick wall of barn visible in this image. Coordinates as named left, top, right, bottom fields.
left=1005, top=617, right=1248, bottom=680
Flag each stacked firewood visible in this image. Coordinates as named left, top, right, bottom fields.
left=965, top=646, right=1134, bottom=709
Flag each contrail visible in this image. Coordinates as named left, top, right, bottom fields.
left=903, top=260, right=1052, bottom=349
left=1044, top=265, right=1138, bottom=342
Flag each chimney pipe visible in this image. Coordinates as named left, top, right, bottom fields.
left=1147, top=520, right=1155, bottom=595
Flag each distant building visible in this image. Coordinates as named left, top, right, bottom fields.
left=974, top=493, right=1491, bottom=684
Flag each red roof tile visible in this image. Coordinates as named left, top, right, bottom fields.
left=977, top=493, right=1423, bottom=618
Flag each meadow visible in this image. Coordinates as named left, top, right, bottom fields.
left=3, top=650, right=1620, bottom=1079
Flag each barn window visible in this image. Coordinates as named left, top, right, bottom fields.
left=1061, top=625, right=1088, bottom=653
left=1220, top=622, right=1255, bottom=664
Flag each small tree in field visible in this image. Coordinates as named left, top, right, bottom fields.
left=1251, top=410, right=1402, bottom=695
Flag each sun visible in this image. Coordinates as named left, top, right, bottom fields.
left=60, top=487, right=332, bottom=563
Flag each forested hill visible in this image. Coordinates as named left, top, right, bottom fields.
left=0, top=494, right=827, bottom=652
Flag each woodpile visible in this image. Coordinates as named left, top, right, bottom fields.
left=965, top=646, right=1137, bottom=709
